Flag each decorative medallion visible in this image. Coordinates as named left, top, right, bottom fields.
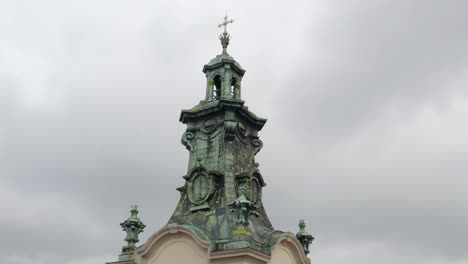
left=189, top=172, right=209, bottom=203
left=252, top=138, right=263, bottom=155
left=224, top=120, right=237, bottom=142
left=185, top=166, right=217, bottom=211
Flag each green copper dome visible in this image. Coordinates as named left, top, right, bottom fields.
left=203, top=51, right=245, bottom=74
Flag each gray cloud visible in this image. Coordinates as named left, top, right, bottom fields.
left=284, top=0, right=468, bottom=142
left=1, top=1, right=467, bottom=264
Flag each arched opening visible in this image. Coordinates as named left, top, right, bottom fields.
left=230, top=77, right=237, bottom=98
left=213, top=75, right=222, bottom=100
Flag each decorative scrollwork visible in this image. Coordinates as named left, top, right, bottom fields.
left=224, top=121, right=237, bottom=142
left=181, top=132, right=195, bottom=152
left=252, top=138, right=263, bottom=155
left=237, top=121, right=248, bottom=136
left=236, top=121, right=250, bottom=145
left=201, top=118, right=218, bottom=134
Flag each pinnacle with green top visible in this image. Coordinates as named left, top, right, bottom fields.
left=296, top=220, right=315, bottom=256
left=119, top=205, right=146, bottom=261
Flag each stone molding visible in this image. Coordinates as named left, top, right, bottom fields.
left=126, top=224, right=310, bottom=264
left=210, top=248, right=271, bottom=264
left=135, top=224, right=210, bottom=263
left=106, top=261, right=137, bottom=264
left=271, top=233, right=311, bottom=264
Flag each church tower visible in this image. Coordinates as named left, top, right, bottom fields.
left=107, top=16, right=314, bottom=264
left=171, top=18, right=280, bottom=254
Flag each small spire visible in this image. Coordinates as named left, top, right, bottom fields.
left=218, top=14, right=234, bottom=53
left=119, top=205, right=146, bottom=261
left=296, top=220, right=315, bottom=256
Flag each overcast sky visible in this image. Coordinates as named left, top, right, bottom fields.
left=1, top=1, right=467, bottom=264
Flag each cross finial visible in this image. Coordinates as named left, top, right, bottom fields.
left=218, top=13, right=234, bottom=53
left=218, top=13, right=234, bottom=33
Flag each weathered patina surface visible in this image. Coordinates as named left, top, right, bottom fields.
left=167, top=30, right=285, bottom=255
left=119, top=206, right=146, bottom=261
left=296, top=220, right=315, bottom=256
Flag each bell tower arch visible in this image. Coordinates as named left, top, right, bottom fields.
left=203, top=31, right=245, bottom=102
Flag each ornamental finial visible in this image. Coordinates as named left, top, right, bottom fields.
left=218, top=13, right=234, bottom=53
left=119, top=205, right=146, bottom=261
left=296, top=220, right=315, bottom=256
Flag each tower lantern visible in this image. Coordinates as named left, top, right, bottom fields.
left=203, top=15, right=245, bottom=101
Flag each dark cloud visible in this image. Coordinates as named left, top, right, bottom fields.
left=1, top=1, right=467, bottom=264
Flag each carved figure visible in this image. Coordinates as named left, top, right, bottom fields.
left=228, top=184, right=257, bottom=225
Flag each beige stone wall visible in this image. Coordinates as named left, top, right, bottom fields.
left=135, top=225, right=210, bottom=264
left=131, top=225, right=309, bottom=264
left=210, top=248, right=270, bottom=264
left=145, top=240, right=207, bottom=264
left=269, top=234, right=310, bottom=264
left=270, top=244, right=297, bottom=264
